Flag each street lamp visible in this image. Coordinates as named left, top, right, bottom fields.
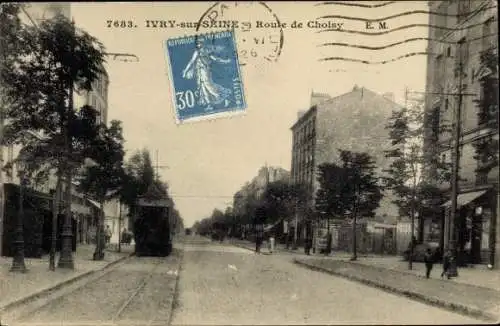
left=10, top=160, right=27, bottom=273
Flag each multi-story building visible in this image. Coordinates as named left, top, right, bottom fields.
left=423, top=0, right=498, bottom=266
left=290, top=87, right=403, bottom=241
left=232, top=166, right=290, bottom=231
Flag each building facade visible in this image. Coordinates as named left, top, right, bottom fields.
left=290, top=87, right=403, bottom=244
left=423, top=0, right=498, bottom=265
left=291, top=87, right=402, bottom=216
left=232, top=166, right=290, bottom=236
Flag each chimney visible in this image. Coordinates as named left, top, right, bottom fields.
left=383, top=92, right=395, bottom=102
left=353, top=84, right=359, bottom=91
left=297, top=110, right=306, bottom=120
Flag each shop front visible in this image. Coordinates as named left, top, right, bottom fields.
left=441, top=187, right=497, bottom=266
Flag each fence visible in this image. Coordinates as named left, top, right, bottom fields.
left=330, top=221, right=397, bottom=255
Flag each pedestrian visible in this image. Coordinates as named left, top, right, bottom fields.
left=304, top=230, right=312, bottom=255
left=105, top=225, right=112, bottom=245
left=424, top=248, right=434, bottom=278
left=255, top=224, right=263, bottom=254
left=441, top=249, right=452, bottom=279
left=269, top=233, right=275, bottom=254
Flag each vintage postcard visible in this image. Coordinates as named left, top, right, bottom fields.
left=0, top=1, right=498, bottom=326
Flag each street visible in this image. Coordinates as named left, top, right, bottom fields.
left=11, top=252, right=180, bottom=326
left=4, top=237, right=485, bottom=325
left=171, top=236, right=481, bottom=325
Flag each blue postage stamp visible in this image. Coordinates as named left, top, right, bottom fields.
left=165, top=30, right=247, bottom=123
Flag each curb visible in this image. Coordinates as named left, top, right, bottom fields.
left=167, top=242, right=185, bottom=326
left=0, top=251, right=135, bottom=313
left=232, top=243, right=271, bottom=255
left=293, top=259, right=497, bottom=322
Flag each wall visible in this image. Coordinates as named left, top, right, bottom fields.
left=314, top=86, right=402, bottom=219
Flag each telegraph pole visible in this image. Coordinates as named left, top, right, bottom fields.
left=154, top=150, right=169, bottom=181
left=447, top=39, right=466, bottom=278
left=404, top=86, right=417, bottom=271
left=58, top=18, right=76, bottom=269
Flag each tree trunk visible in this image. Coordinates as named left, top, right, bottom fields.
left=117, top=201, right=122, bottom=253
left=93, top=201, right=105, bottom=260
left=409, top=189, right=416, bottom=270
left=351, top=185, right=359, bottom=261
left=49, top=172, right=62, bottom=271
left=351, top=212, right=357, bottom=261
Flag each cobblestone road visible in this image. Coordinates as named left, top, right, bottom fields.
left=14, top=252, right=181, bottom=326
left=171, top=237, right=482, bottom=325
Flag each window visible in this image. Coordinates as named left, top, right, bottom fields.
left=435, top=55, right=444, bottom=87
left=482, top=17, right=494, bottom=51
left=447, top=47, right=451, bottom=57
left=455, top=38, right=468, bottom=78
left=476, top=166, right=488, bottom=185
left=431, top=106, right=441, bottom=140
left=434, top=2, right=448, bottom=38
left=457, top=0, right=471, bottom=23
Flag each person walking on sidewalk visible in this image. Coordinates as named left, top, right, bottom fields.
left=105, top=225, right=112, bottom=246
left=255, top=223, right=264, bottom=254
left=441, top=249, right=452, bottom=279
left=268, top=233, right=275, bottom=254
left=424, top=248, right=434, bottom=278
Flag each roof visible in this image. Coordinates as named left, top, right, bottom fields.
left=290, top=105, right=317, bottom=130
left=290, top=86, right=403, bottom=131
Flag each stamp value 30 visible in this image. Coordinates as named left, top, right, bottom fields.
left=165, top=30, right=247, bottom=123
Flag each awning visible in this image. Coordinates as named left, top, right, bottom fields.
left=87, top=198, right=101, bottom=209
left=264, top=219, right=282, bottom=232
left=442, top=190, right=488, bottom=208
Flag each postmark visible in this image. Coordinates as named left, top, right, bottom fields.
left=164, top=30, right=247, bottom=124
left=195, top=2, right=284, bottom=66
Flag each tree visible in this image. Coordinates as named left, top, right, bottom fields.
left=316, top=163, right=351, bottom=218
left=77, top=120, right=125, bottom=260
left=1, top=13, right=106, bottom=269
left=384, top=96, right=451, bottom=269
left=0, top=3, right=28, bottom=260
left=120, top=148, right=184, bottom=236
left=336, top=150, right=383, bottom=260
left=315, top=163, right=351, bottom=253
left=121, top=149, right=155, bottom=218
left=262, top=180, right=308, bottom=224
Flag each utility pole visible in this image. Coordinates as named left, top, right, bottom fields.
left=117, top=200, right=122, bottom=253
left=447, top=39, right=466, bottom=278
left=293, top=198, right=298, bottom=250
left=405, top=86, right=416, bottom=271
left=154, top=150, right=169, bottom=182
left=58, top=18, right=76, bottom=269
left=49, top=173, right=61, bottom=271
left=0, top=38, right=5, bottom=258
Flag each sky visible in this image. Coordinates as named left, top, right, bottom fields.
left=70, top=1, right=430, bottom=227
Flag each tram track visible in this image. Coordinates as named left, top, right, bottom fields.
left=10, top=255, right=178, bottom=326
left=110, top=259, right=163, bottom=323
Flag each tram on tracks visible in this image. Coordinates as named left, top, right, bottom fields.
left=133, top=187, right=173, bottom=257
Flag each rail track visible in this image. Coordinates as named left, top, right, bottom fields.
left=8, top=256, right=177, bottom=326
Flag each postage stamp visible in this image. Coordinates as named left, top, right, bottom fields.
left=165, top=30, right=247, bottom=123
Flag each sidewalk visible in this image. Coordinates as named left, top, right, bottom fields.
left=349, top=255, right=500, bottom=291
left=232, top=238, right=500, bottom=290
left=0, top=244, right=134, bottom=312
left=230, top=238, right=500, bottom=321
left=295, top=256, right=500, bottom=322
